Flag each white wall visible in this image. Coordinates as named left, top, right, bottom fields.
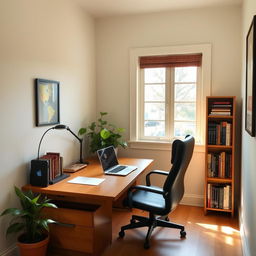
left=241, top=1, right=256, bottom=255
left=0, top=0, right=95, bottom=254
left=95, top=6, right=241, bottom=205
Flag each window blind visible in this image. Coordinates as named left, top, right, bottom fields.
left=139, top=53, right=202, bottom=68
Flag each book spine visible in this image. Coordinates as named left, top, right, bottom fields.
left=208, top=183, right=211, bottom=207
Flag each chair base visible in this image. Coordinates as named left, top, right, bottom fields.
left=119, top=213, right=186, bottom=249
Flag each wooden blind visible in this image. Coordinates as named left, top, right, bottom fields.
left=139, top=53, right=202, bottom=68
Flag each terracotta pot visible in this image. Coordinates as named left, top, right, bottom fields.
left=17, top=235, right=49, bottom=256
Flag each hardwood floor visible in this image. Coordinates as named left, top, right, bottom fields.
left=103, top=205, right=242, bottom=256
left=48, top=205, right=242, bottom=256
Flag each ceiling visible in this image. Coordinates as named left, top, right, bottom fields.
left=74, top=0, right=242, bottom=18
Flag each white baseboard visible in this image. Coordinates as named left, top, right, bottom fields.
left=240, top=213, right=250, bottom=256
left=180, top=193, right=204, bottom=207
left=0, top=244, right=18, bottom=256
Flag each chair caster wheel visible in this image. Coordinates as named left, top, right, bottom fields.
left=180, top=230, right=186, bottom=238
left=119, top=230, right=125, bottom=238
left=144, top=241, right=150, bottom=249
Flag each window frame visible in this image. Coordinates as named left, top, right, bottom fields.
left=129, top=44, right=211, bottom=149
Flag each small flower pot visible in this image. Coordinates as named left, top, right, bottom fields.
left=17, top=234, right=49, bottom=256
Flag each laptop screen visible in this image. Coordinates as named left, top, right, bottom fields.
left=97, top=146, right=119, bottom=171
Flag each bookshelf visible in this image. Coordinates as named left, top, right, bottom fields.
left=204, top=96, right=236, bottom=217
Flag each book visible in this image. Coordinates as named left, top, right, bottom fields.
left=64, top=163, right=87, bottom=173
left=47, top=152, right=61, bottom=178
left=226, top=123, right=231, bottom=146
left=223, top=185, right=230, bottom=209
left=40, top=154, right=54, bottom=181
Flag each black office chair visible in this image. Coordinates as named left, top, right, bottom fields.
left=119, top=135, right=195, bottom=249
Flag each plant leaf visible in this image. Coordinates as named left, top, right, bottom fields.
left=40, top=219, right=49, bottom=232
left=100, top=112, right=108, bottom=116
left=1, top=208, right=24, bottom=217
left=31, top=194, right=40, bottom=204
left=41, top=203, right=57, bottom=208
left=117, top=128, right=125, bottom=133
left=78, top=128, right=87, bottom=136
left=100, top=129, right=111, bottom=139
left=6, top=222, right=25, bottom=236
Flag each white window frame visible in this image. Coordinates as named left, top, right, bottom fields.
left=129, top=44, right=211, bottom=151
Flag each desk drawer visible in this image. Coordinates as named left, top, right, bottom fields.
left=42, top=202, right=102, bottom=254
left=49, top=224, right=94, bottom=253
left=43, top=206, right=96, bottom=227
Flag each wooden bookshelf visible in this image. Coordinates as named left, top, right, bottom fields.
left=204, top=96, right=236, bottom=217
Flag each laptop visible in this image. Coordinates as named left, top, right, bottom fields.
left=97, top=146, right=137, bottom=176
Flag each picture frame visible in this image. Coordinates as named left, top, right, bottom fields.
left=245, top=15, right=256, bottom=136
left=35, top=78, right=60, bottom=126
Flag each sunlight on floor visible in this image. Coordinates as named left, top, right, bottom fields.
left=195, top=223, right=240, bottom=246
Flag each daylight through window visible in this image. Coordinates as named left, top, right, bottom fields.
left=139, top=54, right=202, bottom=141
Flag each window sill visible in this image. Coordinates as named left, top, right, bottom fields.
left=128, top=140, right=205, bottom=153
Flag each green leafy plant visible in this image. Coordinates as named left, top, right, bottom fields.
left=78, top=112, right=127, bottom=153
left=1, top=186, right=57, bottom=243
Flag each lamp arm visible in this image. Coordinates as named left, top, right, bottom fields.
left=67, top=128, right=82, bottom=143
left=37, top=127, right=54, bottom=159
left=67, top=127, right=83, bottom=163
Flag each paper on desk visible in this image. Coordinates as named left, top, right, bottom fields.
left=68, top=176, right=105, bottom=186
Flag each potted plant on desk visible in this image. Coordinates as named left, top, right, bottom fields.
left=78, top=112, right=127, bottom=153
left=1, top=186, right=57, bottom=256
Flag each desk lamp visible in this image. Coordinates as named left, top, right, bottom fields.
left=37, top=124, right=85, bottom=164
left=31, top=124, right=86, bottom=187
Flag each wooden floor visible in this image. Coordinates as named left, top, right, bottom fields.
left=102, top=205, right=242, bottom=256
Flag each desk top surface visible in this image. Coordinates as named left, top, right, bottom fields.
left=23, top=158, right=153, bottom=201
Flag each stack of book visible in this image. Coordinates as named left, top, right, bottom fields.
left=207, top=184, right=231, bottom=209
left=208, top=121, right=232, bottom=145
left=40, top=152, right=62, bottom=182
left=209, top=101, right=232, bottom=116
left=207, top=152, right=232, bottom=178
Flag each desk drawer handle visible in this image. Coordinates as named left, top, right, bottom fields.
left=53, top=222, right=76, bottom=228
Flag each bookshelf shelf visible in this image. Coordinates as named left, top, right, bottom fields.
left=205, top=96, right=235, bottom=217
left=206, top=207, right=233, bottom=213
left=207, top=145, right=232, bottom=150
left=208, top=115, right=233, bottom=119
left=207, top=178, right=232, bottom=183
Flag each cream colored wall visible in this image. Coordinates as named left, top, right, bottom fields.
left=241, top=1, right=256, bottom=255
left=95, top=6, right=241, bottom=205
left=0, top=0, right=95, bottom=254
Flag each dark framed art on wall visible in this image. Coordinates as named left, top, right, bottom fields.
left=245, top=15, right=256, bottom=136
left=35, top=78, right=60, bottom=126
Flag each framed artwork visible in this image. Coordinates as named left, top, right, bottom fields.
left=35, top=78, right=60, bottom=126
left=245, top=15, right=256, bottom=136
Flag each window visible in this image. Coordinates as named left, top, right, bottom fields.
left=141, top=66, right=199, bottom=140
left=130, top=44, right=211, bottom=148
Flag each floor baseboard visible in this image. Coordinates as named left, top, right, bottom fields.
left=0, top=244, right=17, bottom=256
left=180, top=193, right=204, bottom=207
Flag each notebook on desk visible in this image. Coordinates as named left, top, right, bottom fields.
left=97, top=146, right=137, bottom=176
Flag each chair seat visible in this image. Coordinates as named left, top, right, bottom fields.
left=131, top=186, right=166, bottom=215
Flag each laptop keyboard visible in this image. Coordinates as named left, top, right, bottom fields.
left=108, top=166, right=126, bottom=173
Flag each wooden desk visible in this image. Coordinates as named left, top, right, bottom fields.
left=23, top=158, right=153, bottom=256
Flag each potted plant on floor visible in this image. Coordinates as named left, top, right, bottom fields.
left=78, top=112, right=127, bottom=153
left=1, top=186, right=57, bottom=256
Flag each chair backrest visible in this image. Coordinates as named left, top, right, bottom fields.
left=163, top=135, right=195, bottom=212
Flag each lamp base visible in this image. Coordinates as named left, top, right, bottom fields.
left=49, top=174, right=70, bottom=185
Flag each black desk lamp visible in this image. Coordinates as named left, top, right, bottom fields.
left=37, top=124, right=85, bottom=164
left=31, top=124, right=87, bottom=187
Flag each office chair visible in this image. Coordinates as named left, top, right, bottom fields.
left=119, top=135, right=195, bottom=249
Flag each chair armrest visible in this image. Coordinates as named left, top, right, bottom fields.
left=146, top=170, right=169, bottom=186
left=131, top=185, right=164, bottom=195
